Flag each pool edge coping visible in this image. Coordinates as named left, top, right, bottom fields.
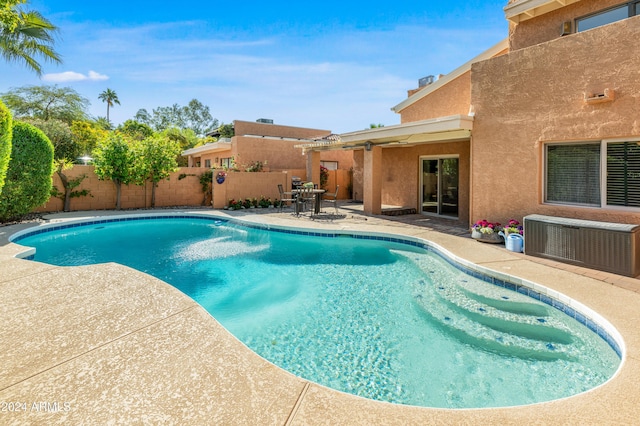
left=8, top=211, right=627, bottom=397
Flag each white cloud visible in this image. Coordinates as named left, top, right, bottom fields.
left=42, top=70, right=109, bottom=83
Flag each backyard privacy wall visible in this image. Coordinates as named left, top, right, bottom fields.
left=211, top=169, right=351, bottom=209
left=35, top=166, right=211, bottom=212
left=34, top=166, right=352, bottom=213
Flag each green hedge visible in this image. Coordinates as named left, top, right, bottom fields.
left=0, top=100, right=12, bottom=193
left=0, top=121, right=54, bottom=222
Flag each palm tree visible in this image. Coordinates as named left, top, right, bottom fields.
left=0, top=5, right=61, bottom=76
left=98, top=89, right=120, bottom=123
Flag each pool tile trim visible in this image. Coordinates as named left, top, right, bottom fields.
left=10, top=212, right=624, bottom=359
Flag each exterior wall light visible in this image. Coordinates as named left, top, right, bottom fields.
left=365, top=141, right=373, bottom=151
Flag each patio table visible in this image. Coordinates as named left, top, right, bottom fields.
left=292, top=188, right=325, bottom=215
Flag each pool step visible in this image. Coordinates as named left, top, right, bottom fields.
left=412, top=279, right=578, bottom=361
left=433, top=281, right=575, bottom=344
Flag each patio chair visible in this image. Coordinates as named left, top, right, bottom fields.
left=277, top=184, right=296, bottom=212
left=296, top=186, right=316, bottom=216
left=322, top=185, right=339, bottom=214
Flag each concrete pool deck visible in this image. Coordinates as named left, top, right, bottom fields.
left=0, top=207, right=639, bottom=425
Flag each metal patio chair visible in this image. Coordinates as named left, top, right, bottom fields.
left=277, top=184, right=296, bottom=212
left=322, top=185, right=339, bottom=214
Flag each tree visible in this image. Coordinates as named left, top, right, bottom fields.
left=117, top=119, right=153, bottom=141
left=70, top=120, right=108, bottom=157
left=93, top=133, right=133, bottom=210
left=132, top=135, right=181, bottom=207
left=50, top=159, right=91, bottom=212
left=0, top=99, right=12, bottom=193
left=160, top=127, right=198, bottom=166
left=24, top=118, right=94, bottom=211
left=216, top=123, right=234, bottom=138
left=182, top=99, right=217, bottom=136
left=0, top=1, right=61, bottom=76
left=93, top=116, right=112, bottom=131
left=0, top=121, right=54, bottom=222
left=1, top=1, right=24, bottom=33
left=1, top=85, right=90, bottom=124
left=133, top=98, right=219, bottom=136
left=22, top=117, right=80, bottom=160
left=98, top=88, right=120, bottom=123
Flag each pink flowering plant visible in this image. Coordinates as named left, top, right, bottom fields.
left=472, top=219, right=502, bottom=235
left=503, top=219, right=524, bottom=235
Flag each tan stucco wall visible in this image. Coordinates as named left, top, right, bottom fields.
left=199, top=149, right=232, bottom=168
left=471, top=15, right=640, bottom=226
left=210, top=168, right=352, bottom=209
left=196, top=140, right=352, bottom=173
left=234, top=136, right=307, bottom=170
left=379, top=141, right=470, bottom=224
left=509, top=0, right=626, bottom=50
left=234, top=120, right=330, bottom=139
left=36, top=166, right=211, bottom=212
left=321, top=149, right=353, bottom=170
left=399, top=72, right=472, bottom=123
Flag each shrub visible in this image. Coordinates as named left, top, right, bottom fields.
left=0, top=122, right=54, bottom=222
left=0, top=100, right=12, bottom=193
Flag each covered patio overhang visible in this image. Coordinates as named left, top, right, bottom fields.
left=297, top=115, right=473, bottom=154
left=181, top=139, right=232, bottom=167
left=296, top=115, right=473, bottom=215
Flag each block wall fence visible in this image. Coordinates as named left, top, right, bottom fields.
left=33, top=166, right=352, bottom=213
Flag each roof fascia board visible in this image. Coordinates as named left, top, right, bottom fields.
left=296, top=115, right=473, bottom=152
left=391, top=38, right=508, bottom=113
left=340, top=115, right=473, bottom=143
left=504, top=0, right=581, bottom=23
left=181, top=141, right=232, bottom=156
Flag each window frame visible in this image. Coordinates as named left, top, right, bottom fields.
left=544, top=139, right=640, bottom=211
left=220, top=157, right=233, bottom=169
left=575, top=1, right=640, bottom=32
left=320, top=160, right=338, bottom=170
left=544, top=141, right=601, bottom=207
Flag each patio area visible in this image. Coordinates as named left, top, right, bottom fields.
left=1, top=205, right=639, bottom=425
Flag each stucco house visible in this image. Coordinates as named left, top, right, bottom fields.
left=182, top=119, right=352, bottom=175
left=300, top=0, right=640, bottom=229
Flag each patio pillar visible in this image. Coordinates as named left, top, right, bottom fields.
left=307, top=150, right=321, bottom=185
left=187, top=155, right=194, bottom=167
left=363, top=145, right=382, bottom=215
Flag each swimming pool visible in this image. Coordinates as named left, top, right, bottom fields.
left=11, top=214, right=622, bottom=409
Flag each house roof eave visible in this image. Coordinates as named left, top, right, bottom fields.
left=296, top=115, right=473, bottom=153
left=181, top=140, right=232, bottom=157
left=504, top=0, right=582, bottom=23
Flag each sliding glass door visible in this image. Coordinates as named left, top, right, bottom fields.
left=421, top=157, right=459, bottom=218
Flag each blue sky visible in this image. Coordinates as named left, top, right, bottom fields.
left=1, top=1, right=509, bottom=133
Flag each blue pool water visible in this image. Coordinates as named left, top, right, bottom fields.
left=14, top=216, right=621, bottom=408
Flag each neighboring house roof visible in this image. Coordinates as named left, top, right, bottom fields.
left=504, top=0, right=582, bottom=23
left=296, top=115, right=473, bottom=153
left=391, top=39, right=508, bottom=114
left=181, top=139, right=232, bottom=157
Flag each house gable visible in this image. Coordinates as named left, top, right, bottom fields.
left=391, top=39, right=508, bottom=120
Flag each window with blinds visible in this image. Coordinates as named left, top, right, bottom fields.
left=546, top=144, right=601, bottom=206
left=607, top=142, right=640, bottom=207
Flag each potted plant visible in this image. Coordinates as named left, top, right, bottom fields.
left=227, top=199, right=242, bottom=210
left=500, top=219, right=524, bottom=252
left=503, top=219, right=523, bottom=236
left=471, top=219, right=503, bottom=243
left=258, top=196, right=271, bottom=208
